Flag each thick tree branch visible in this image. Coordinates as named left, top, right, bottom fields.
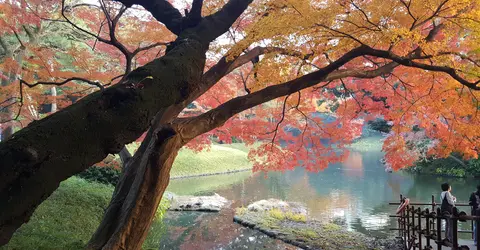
left=189, top=0, right=204, bottom=21
left=114, top=0, right=184, bottom=35
left=175, top=46, right=368, bottom=140
left=178, top=44, right=480, bottom=142
left=203, top=46, right=310, bottom=88
left=195, top=0, right=254, bottom=43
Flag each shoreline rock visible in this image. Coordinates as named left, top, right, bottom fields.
left=168, top=193, right=230, bottom=212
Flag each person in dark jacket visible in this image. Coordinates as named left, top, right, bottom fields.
left=469, top=185, right=480, bottom=245
left=441, top=183, right=456, bottom=242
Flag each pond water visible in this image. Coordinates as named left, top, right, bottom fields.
left=160, top=139, right=479, bottom=249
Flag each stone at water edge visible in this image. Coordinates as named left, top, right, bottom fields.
left=247, top=199, right=307, bottom=215
left=168, top=193, right=230, bottom=212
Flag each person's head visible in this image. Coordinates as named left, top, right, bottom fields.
left=441, top=183, right=451, bottom=192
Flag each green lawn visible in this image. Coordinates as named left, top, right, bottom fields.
left=121, top=142, right=254, bottom=178
left=1, top=177, right=166, bottom=250
left=170, top=144, right=253, bottom=177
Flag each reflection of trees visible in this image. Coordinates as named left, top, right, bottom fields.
left=261, top=172, right=289, bottom=200
left=342, top=152, right=364, bottom=177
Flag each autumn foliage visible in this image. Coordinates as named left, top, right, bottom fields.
left=1, top=0, right=479, bottom=172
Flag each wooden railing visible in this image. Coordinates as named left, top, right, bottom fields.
left=389, top=194, right=480, bottom=250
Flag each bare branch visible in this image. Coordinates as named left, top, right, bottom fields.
left=20, top=77, right=105, bottom=90
left=132, top=42, right=168, bottom=56
left=62, top=0, right=111, bottom=44
left=349, top=0, right=381, bottom=31
left=399, top=0, right=418, bottom=29
left=12, top=31, right=25, bottom=48
left=267, top=94, right=290, bottom=147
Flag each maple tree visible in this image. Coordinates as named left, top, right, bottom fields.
left=0, top=0, right=479, bottom=249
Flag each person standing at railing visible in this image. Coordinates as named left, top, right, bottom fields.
left=469, top=185, right=480, bottom=246
left=441, top=182, right=457, bottom=243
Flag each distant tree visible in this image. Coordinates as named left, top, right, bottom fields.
left=368, top=118, right=392, bottom=133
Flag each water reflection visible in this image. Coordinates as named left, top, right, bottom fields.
left=161, top=149, right=479, bottom=249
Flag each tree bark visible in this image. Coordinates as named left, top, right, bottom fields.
left=0, top=37, right=207, bottom=245
left=87, top=117, right=184, bottom=250
left=118, top=146, right=132, bottom=165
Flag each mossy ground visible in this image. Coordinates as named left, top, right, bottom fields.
left=234, top=208, right=399, bottom=250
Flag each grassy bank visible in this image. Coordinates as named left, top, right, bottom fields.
left=121, top=142, right=253, bottom=178
left=170, top=143, right=253, bottom=178
left=1, top=177, right=167, bottom=250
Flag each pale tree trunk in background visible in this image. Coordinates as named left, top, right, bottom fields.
left=0, top=37, right=18, bottom=142
left=50, top=87, right=57, bottom=113
left=0, top=27, right=40, bottom=141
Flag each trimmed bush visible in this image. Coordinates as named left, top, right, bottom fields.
left=76, top=166, right=121, bottom=186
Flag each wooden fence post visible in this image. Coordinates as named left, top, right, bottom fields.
left=407, top=205, right=411, bottom=248
left=437, top=208, right=442, bottom=250
left=412, top=206, right=416, bottom=250
left=426, top=208, right=431, bottom=247
left=476, top=217, right=480, bottom=250
left=452, top=216, right=458, bottom=249
left=418, top=207, right=422, bottom=250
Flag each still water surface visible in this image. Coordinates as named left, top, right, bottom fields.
left=160, top=147, right=479, bottom=249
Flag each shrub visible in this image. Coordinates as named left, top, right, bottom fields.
left=367, top=118, right=392, bottom=133
left=76, top=166, right=121, bottom=186
left=407, top=154, right=480, bottom=178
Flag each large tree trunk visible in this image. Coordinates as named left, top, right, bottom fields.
left=87, top=122, right=183, bottom=250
